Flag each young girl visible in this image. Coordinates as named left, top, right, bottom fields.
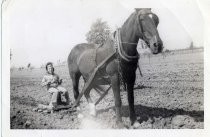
left=41, top=62, right=70, bottom=109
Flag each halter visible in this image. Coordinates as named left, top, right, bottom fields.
left=115, top=11, right=157, bottom=62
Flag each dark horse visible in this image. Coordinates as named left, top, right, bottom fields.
left=67, top=8, right=163, bottom=128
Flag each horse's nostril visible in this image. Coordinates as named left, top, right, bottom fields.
left=158, top=45, right=163, bottom=52
left=154, top=43, right=158, bottom=48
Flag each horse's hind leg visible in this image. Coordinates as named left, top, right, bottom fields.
left=110, top=73, right=124, bottom=128
left=74, top=77, right=96, bottom=116
left=70, top=71, right=81, bottom=101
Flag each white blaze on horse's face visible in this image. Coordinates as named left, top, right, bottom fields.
left=148, top=14, right=153, bottom=19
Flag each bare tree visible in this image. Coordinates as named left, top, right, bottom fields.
left=27, top=63, right=34, bottom=70
left=10, top=49, right=12, bottom=60
left=27, top=63, right=31, bottom=69
left=57, top=59, right=61, bottom=66
left=189, top=41, right=194, bottom=53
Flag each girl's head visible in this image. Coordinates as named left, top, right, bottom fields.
left=46, top=62, right=54, bottom=74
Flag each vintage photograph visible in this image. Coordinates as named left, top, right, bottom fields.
left=4, top=0, right=204, bottom=129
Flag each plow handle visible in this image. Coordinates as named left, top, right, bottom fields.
left=72, top=52, right=116, bottom=107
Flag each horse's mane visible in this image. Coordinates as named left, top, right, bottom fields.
left=122, top=12, right=137, bottom=29
left=122, top=9, right=153, bottom=29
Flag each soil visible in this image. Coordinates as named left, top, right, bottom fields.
left=10, top=51, right=204, bottom=129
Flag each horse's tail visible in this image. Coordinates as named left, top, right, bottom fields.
left=67, top=44, right=81, bottom=75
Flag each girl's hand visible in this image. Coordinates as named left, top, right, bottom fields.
left=42, top=81, right=50, bottom=86
left=59, top=79, right=63, bottom=85
left=50, top=83, right=58, bottom=88
left=46, top=80, right=51, bottom=84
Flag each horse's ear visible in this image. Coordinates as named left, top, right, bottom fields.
left=135, top=8, right=142, bottom=12
left=135, top=8, right=151, bottom=12
left=113, top=31, right=117, bottom=38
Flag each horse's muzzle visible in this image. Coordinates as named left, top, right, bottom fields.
left=153, top=41, right=163, bottom=54
left=149, top=36, right=163, bottom=54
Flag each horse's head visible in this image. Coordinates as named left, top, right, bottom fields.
left=136, top=8, right=163, bottom=54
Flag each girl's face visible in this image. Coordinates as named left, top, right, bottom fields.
left=47, top=65, right=53, bottom=74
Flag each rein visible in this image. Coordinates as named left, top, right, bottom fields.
left=121, top=42, right=138, bottom=45
left=115, top=29, right=139, bottom=62
left=114, top=11, right=149, bottom=82
left=114, top=11, right=155, bottom=62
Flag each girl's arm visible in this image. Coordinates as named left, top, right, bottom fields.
left=41, top=76, right=50, bottom=86
left=57, top=75, right=62, bottom=85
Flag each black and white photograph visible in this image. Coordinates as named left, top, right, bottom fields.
left=1, top=0, right=210, bottom=135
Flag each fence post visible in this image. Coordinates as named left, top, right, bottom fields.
left=149, top=54, right=150, bottom=64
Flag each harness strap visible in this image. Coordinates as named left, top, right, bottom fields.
left=115, top=29, right=139, bottom=62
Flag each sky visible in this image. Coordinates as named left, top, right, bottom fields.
left=3, top=0, right=204, bottom=68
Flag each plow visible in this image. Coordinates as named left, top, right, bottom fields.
left=38, top=8, right=163, bottom=127
left=37, top=52, right=142, bottom=112
left=37, top=39, right=142, bottom=113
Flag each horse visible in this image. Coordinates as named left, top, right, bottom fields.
left=67, top=8, right=163, bottom=128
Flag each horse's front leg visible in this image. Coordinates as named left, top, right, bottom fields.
left=84, top=82, right=96, bottom=116
left=126, top=73, right=140, bottom=128
left=110, top=73, right=124, bottom=128
left=73, top=75, right=96, bottom=117
left=85, top=90, right=96, bottom=116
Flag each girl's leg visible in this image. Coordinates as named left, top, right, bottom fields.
left=57, top=86, right=70, bottom=104
left=48, top=87, right=59, bottom=108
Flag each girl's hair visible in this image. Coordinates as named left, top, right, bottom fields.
left=45, top=62, right=54, bottom=71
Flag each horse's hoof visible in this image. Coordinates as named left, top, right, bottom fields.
left=89, top=103, right=96, bottom=117
left=116, top=122, right=126, bottom=129
left=90, top=111, right=96, bottom=117
left=132, top=121, right=141, bottom=129
left=76, top=106, right=81, bottom=111
left=78, top=113, right=84, bottom=119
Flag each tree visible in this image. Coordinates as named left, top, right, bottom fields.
left=57, top=59, right=62, bottom=66
left=189, top=42, right=194, bottom=50
left=86, top=18, right=111, bottom=45
left=27, top=63, right=31, bottom=69
left=165, top=49, right=170, bottom=53
left=40, top=64, right=45, bottom=68
left=27, top=63, right=34, bottom=70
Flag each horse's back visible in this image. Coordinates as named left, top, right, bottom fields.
left=67, top=43, right=95, bottom=73
left=68, top=40, right=116, bottom=81
left=78, top=40, right=116, bottom=79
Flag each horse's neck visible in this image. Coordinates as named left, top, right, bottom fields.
left=120, top=15, right=140, bottom=56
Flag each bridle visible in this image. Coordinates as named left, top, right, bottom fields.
left=115, top=11, right=156, bottom=62
left=113, top=11, right=157, bottom=90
